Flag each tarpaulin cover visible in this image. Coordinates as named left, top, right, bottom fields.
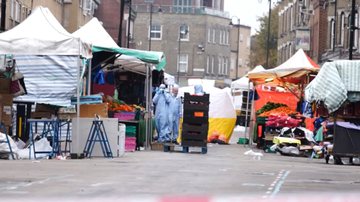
left=177, top=86, right=236, bottom=143
left=255, top=85, right=299, bottom=111
left=14, top=55, right=78, bottom=106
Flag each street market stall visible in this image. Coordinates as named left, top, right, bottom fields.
left=305, top=60, right=360, bottom=163
left=247, top=49, right=320, bottom=154
left=0, top=6, right=93, bottom=159
left=72, top=17, right=166, bottom=150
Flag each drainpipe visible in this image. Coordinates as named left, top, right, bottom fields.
left=0, top=0, right=6, bottom=32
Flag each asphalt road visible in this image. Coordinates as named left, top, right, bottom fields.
left=0, top=144, right=359, bottom=201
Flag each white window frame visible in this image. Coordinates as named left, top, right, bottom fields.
left=218, top=56, right=222, bottom=75
left=207, top=28, right=211, bottom=43
left=15, top=1, right=21, bottom=22
left=330, top=19, right=335, bottom=49
left=212, top=29, right=216, bottom=43
left=219, top=30, right=223, bottom=44
left=180, top=24, right=189, bottom=41
left=149, top=24, right=162, bottom=40
left=206, top=55, right=210, bottom=74
left=355, top=12, right=359, bottom=49
left=222, top=57, right=226, bottom=75
left=177, top=54, right=188, bottom=73
left=226, top=30, right=229, bottom=45
left=211, top=56, right=214, bottom=74
left=340, top=12, right=345, bottom=46
left=83, top=0, right=92, bottom=11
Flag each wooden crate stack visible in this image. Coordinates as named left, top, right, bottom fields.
left=181, top=93, right=209, bottom=148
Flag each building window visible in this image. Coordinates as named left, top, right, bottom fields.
left=226, top=30, right=229, bottom=45
left=206, top=55, right=210, bottom=74
left=240, top=34, right=243, bottom=42
left=340, top=12, right=345, bottom=46
left=180, top=24, right=189, bottom=41
left=355, top=12, right=359, bottom=49
left=211, top=56, right=214, bottom=74
left=178, top=54, right=188, bottom=73
left=223, top=57, right=227, bottom=75
left=218, top=56, right=222, bottom=75
left=219, top=30, right=223, bottom=44
left=246, top=37, right=250, bottom=48
left=149, top=24, right=162, bottom=40
left=207, top=28, right=211, bottom=43
left=173, top=0, right=192, bottom=13
left=290, top=6, right=293, bottom=31
left=330, top=19, right=335, bottom=49
left=212, top=29, right=216, bottom=43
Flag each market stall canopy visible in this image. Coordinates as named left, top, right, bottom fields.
left=231, top=65, right=265, bottom=89
left=305, top=60, right=360, bottom=113
left=72, top=17, right=166, bottom=70
left=0, top=6, right=91, bottom=58
left=248, top=49, right=319, bottom=83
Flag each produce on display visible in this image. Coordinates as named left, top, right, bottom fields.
left=256, top=102, right=287, bottom=115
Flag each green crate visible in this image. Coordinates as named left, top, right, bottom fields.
left=126, top=132, right=136, bottom=137
left=238, top=138, right=249, bottom=145
left=126, top=126, right=136, bottom=133
left=256, top=117, right=267, bottom=124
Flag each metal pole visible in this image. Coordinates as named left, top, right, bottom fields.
left=127, top=0, right=132, bottom=48
left=118, top=0, right=126, bottom=46
left=235, top=20, right=240, bottom=79
left=149, top=3, right=153, bottom=51
left=349, top=0, right=356, bottom=60
left=0, top=0, right=6, bottom=32
left=266, top=0, right=271, bottom=68
left=177, top=26, right=181, bottom=83
left=333, top=0, right=337, bottom=52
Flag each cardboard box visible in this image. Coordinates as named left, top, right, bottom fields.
left=0, top=78, right=11, bottom=94
left=80, top=103, right=108, bottom=118
left=0, top=94, right=13, bottom=126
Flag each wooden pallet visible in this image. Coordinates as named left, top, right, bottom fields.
left=163, top=143, right=207, bottom=154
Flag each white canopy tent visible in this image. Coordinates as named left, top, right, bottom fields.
left=72, top=17, right=168, bottom=149
left=248, top=49, right=319, bottom=83
left=0, top=7, right=90, bottom=57
left=0, top=6, right=91, bottom=107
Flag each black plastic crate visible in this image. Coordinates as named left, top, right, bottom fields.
left=183, top=102, right=209, bottom=111
left=183, top=93, right=210, bottom=103
left=183, top=109, right=209, bottom=118
left=183, top=116, right=209, bottom=124
left=182, top=123, right=208, bottom=133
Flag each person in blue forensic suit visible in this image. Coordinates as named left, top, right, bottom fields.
left=168, top=84, right=182, bottom=143
left=194, top=84, right=205, bottom=95
left=153, top=84, right=171, bottom=143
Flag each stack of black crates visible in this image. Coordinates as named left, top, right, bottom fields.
left=181, top=92, right=209, bottom=153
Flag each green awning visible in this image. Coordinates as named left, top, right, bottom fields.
left=92, top=45, right=166, bottom=71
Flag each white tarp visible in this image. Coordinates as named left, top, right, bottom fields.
left=248, top=49, right=319, bottom=81
left=72, top=17, right=119, bottom=51
left=14, top=55, right=78, bottom=106
left=164, top=73, right=175, bottom=85
left=0, top=6, right=91, bottom=57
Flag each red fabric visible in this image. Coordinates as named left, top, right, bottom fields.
left=255, top=85, right=299, bottom=111
left=305, top=117, right=315, bottom=132
left=92, top=83, right=115, bottom=96
left=257, top=125, right=263, bottom=138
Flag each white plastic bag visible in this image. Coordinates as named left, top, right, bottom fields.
left=18, top=137, right=52, bottom=159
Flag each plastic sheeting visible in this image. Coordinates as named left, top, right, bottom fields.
left=178, top=86, right=236, bottom=143
left=14, top=55, right=78, bottom=106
